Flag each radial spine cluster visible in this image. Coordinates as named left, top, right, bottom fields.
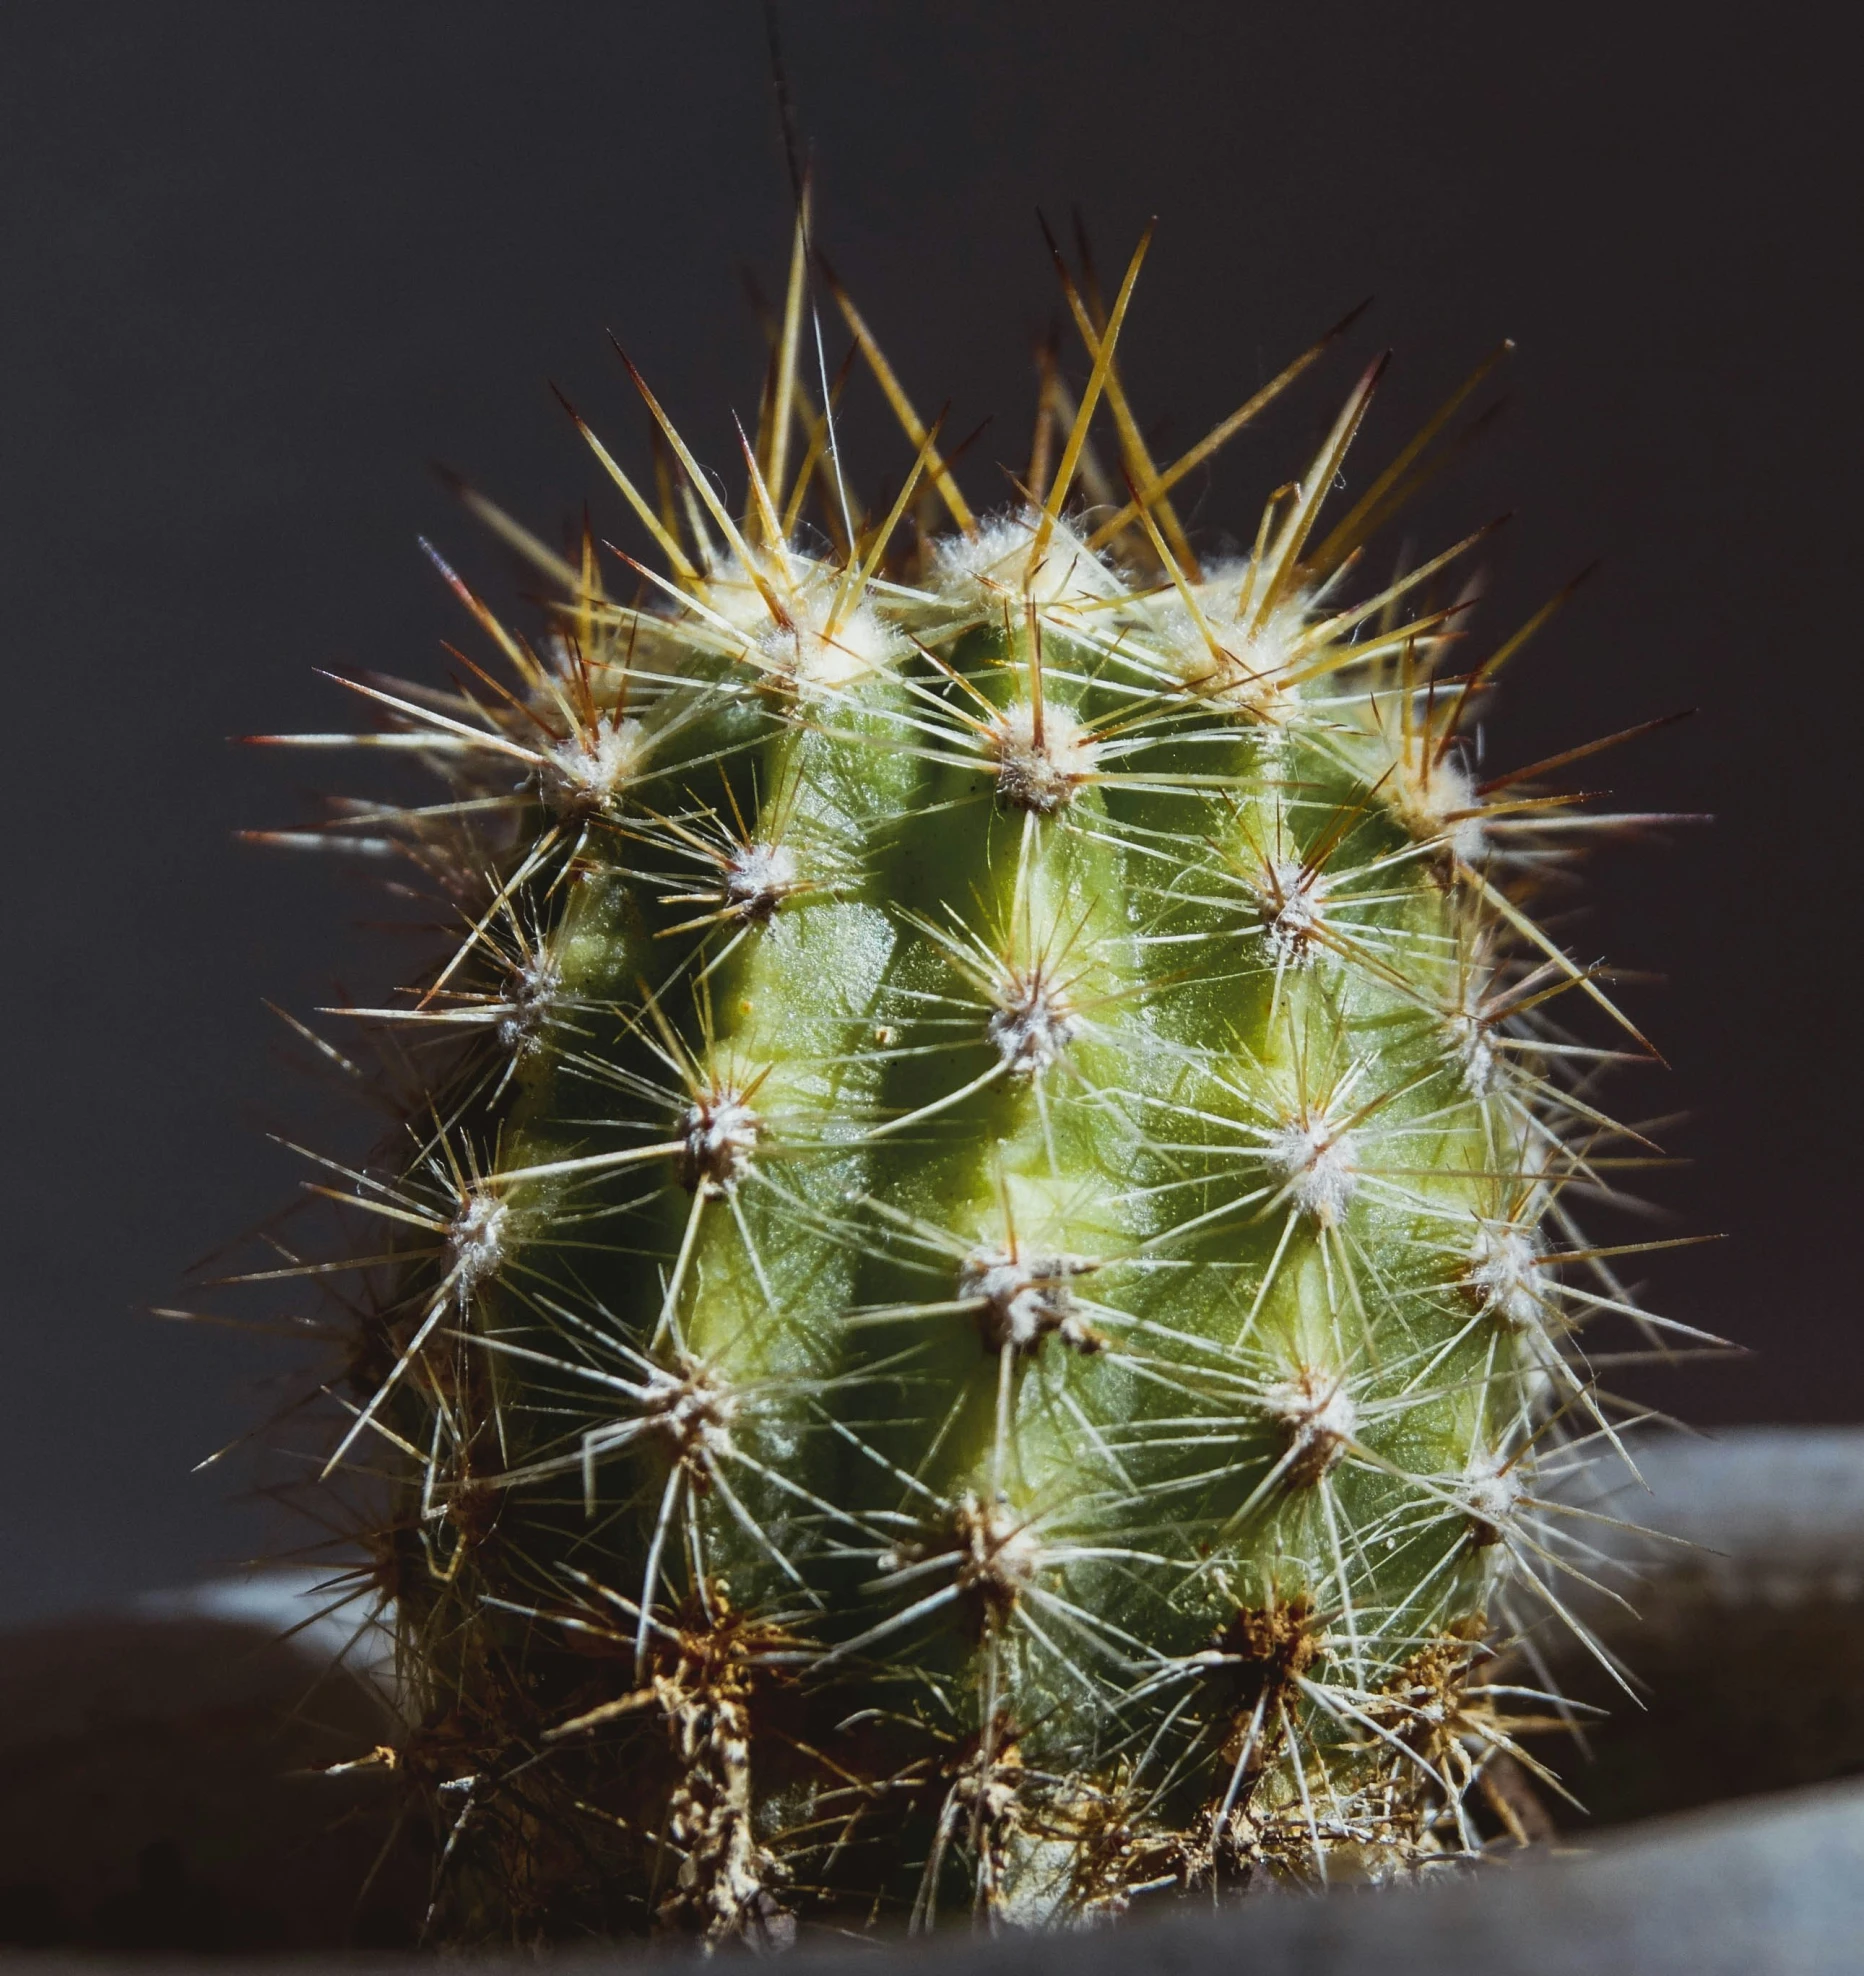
left=246, top=213, right=1688, bottom=1945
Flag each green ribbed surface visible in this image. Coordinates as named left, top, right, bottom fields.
left=276, top=295, right=1644, bottom=1943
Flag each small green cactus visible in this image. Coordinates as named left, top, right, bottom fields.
left=249, top=216, right=1684, bottom=1944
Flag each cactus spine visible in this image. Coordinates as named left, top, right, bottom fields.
left=256, top=217, right=1675, bottom=1943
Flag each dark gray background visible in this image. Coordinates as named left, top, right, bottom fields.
left=1, top=2, right=1852, bottom=1622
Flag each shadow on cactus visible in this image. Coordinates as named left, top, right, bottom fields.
left=232, top=210, right=1706, bottom=1946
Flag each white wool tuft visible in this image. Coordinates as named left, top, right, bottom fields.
left=934, top=510, right=1123, bottom=610
left=1267, top=1109, right=1359, bottom=1225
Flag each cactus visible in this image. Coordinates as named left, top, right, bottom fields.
left=247, top=215, right=1685, bottom=1945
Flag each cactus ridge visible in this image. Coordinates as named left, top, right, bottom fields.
left=244, top=217, right=1690, bottom=1944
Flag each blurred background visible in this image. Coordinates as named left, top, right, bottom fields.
left=1, top=0, right=1853, bottom=1626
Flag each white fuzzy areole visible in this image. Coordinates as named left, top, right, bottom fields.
left=1445, top=981, right=1498, bottom=1094
left=1267, top=1109, right=1359, bottom=1225
left=1462, top=1446, right=1525, bottom=1545
left=680, top=1086, right=761, bottom=1194
left=1384, top=749, right=1487, bottom=860
left=499, top=949, right=562, bottom=1054
left=708, top=554, right=905, bottom=692
left=724, top=840, right=800, bottom=921
left=951, top=1492, right=1044, bottom=1599
left=959, top=1248, right=1100, bottom=1354
left=1265, top=1367, right=1359, bottom=1484
left=987, top=698, right=1099, bottom=814
left=933, top=511, right=1122, bottom=610
left=644, top=1359, right=740, bottom=1465
left=757, top=596, right=901, bottom=690
left=987, top=960, right=1081, bottom=1072
left=448, top=1189, right=510, bottom=1291
left=1257, top=857, right=1331, bottom=963
left=542, top=716, right=649, bottom=814
left=1466, top=1221, right=1550, bottom=1332
left=1144, top=559, right=1314, bottom=719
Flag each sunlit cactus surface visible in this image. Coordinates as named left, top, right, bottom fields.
left=242, top=214, right=1685, bottom=1946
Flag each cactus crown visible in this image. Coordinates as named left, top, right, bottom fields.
left=245, top=214, right=1686, bottom=1945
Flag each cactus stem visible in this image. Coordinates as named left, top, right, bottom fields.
left=231, top=218, right=1706, bottom=1942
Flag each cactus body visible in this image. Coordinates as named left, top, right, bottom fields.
left=261, top=224, right=1669, bottom=1944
